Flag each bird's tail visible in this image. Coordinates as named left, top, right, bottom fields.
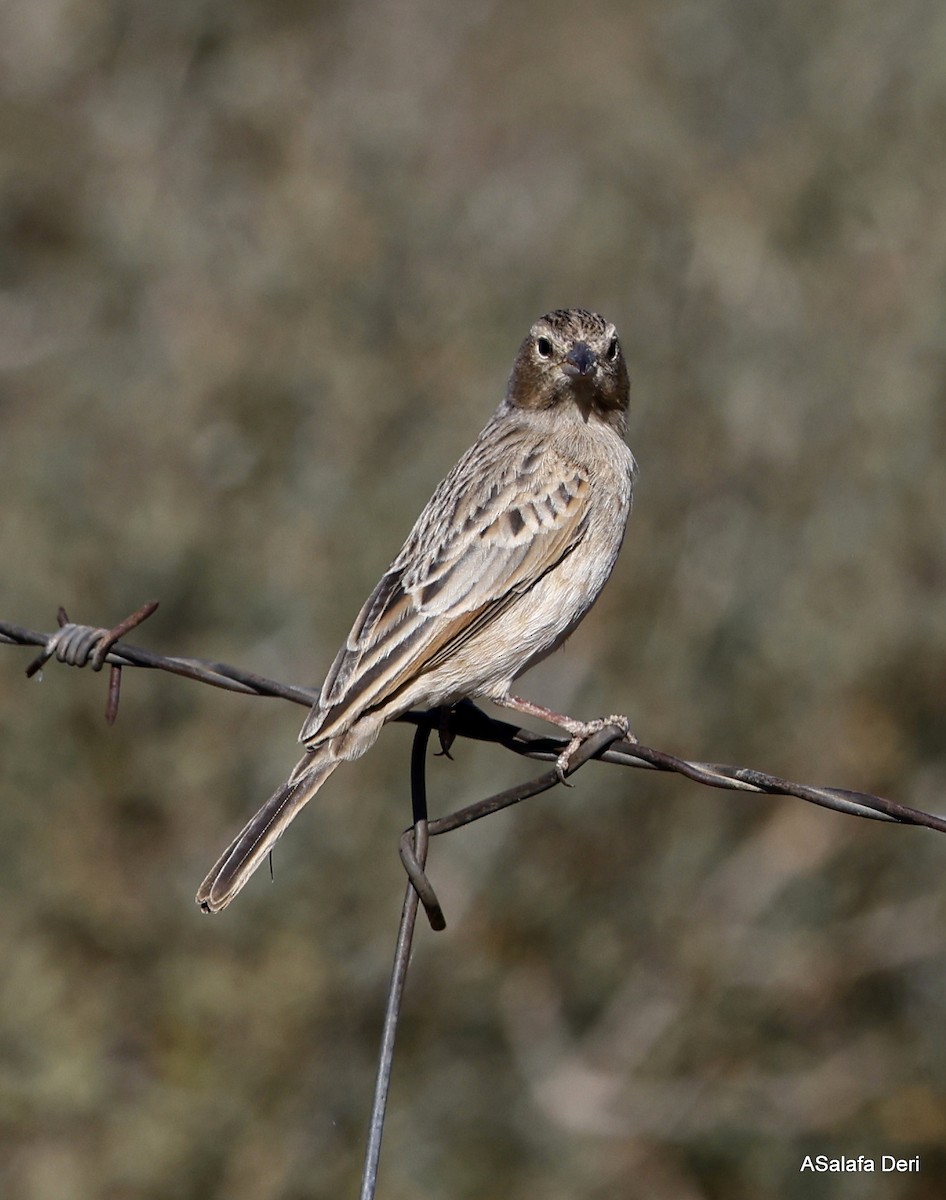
left=196, top=749, right=340, bottom=914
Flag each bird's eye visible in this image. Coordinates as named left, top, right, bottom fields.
left=535, top=336, right=553, bottom=359
left=605, top=336, right=619, bottom=362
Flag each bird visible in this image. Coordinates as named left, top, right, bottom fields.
left=197, top=308, right=637, bottom=913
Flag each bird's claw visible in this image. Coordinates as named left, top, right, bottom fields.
left=554, top=714, right=632, bottom=782
left=436, top=706, right=457, bottom=758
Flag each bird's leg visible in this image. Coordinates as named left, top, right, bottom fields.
left=493, top=694, right=634, bottom=780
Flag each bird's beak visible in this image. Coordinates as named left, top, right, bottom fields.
left=562, top=341, right=597, bottom=378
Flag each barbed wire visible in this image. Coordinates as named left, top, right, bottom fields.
left=4, top=602, right=944, bottom=843
left=5, top=601, right=946, bottom=925
left=4, top=600, right=945, bottom=1200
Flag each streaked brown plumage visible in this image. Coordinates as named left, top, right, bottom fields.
left=197, top=309, right=636, bottom=913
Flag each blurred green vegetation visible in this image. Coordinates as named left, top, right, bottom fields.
left=2, top=0, right=946, bottom=1197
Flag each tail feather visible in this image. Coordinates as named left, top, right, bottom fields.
left=196, top=752, right=339, bottom=913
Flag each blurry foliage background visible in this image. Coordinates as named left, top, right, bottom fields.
left=2, top=0, right=946, bottom=1197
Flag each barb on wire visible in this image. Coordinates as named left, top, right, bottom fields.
left=23, top=601, right=162, bottom=724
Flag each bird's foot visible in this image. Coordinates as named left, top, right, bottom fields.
left=554, top=714, right=634, bottom=782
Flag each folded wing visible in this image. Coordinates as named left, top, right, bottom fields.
left=301, top=420, right=591, bottom=744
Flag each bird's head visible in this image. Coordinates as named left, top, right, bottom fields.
left=506, top=309, right=630, bottom=424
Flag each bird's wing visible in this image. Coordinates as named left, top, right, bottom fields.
left=301, top=421, right=592, bottom=743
